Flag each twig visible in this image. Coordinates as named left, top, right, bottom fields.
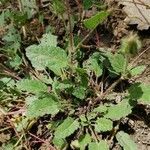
left=95, top=78, right=122, bottom=103
left=129, top=46, right=150, bottom=67
left=75, top=29, right=94, bottom=51
left=28, top=132, right=56, bottom=150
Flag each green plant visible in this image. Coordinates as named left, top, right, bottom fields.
left=0, top=1, right=150, bottom=150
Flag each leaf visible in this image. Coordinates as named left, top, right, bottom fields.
left=104, top=99, right=132, bottom=120
left=53, top=137, right=67, bottom=150
left=88, top=141, right=109, bottom=150
left=51, top=0, right=65, bottom=15
left=54, top=117, right=79, bottom=139
left=16, top=79, right=47, bottom=94
left=53, top=80, right=73, bottom=90
left=93, top=105, right=108, bottom=113
left=20, top=0, right=37, bottom=19
left=26, top=45, right=68, bottom=75
left=83, top=0, right=93, bottom=9
left=84, top=53, right=103, bottom=77
left=0, top=11, right=5, bottom=27
left=26, top=94, right=60, bottom=118
left=84, top=11, right=109, bottom=29
left=79, top=134, right=91, bottom=150
left=116, top=131, right=137, bottom=150
left=129, top=65, right=146, bottom=76
left=108, top=53, right=126, bottom=75
left=118, top=0, right=150, bottom=30
left=128, top=83, right=150, bottom=104
left=3, top=26, right=21, bottom=43
left=95, top=118, right=113, bottom=132
left=72, top=86, right=86, bottom=99
left=9, top=55, right=22, bottom=69
left=40, top=33, right=57, bottom=47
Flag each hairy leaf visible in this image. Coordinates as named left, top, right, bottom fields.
left=84, top=11, right=109, bottom=29
left=116, top=131, right=137, bottom=150
left=130, top=65, right=146, bottom=76
left=26, top=45, right=68, bottom=75
left=84, top=53, right=103, bottom=77
left=89, top=141, right=109, bottom=150
left=53, top=137, right=67, bottom=150
left=40, top=33, right=57, bottom=47
left=72, top=86, right=86, bottom=99
left=128, top=83, right=150, bottom=104
left=54, top=117, right=79, bottom=139
left=79, top=134, right=91, bottom=150
left=26, top=94, right=60, bottom=118
left=93, top=105, right=108, bottom=113
left=108, top=53, right=125, bottom=75
left=95, top=118, right=113, bottom=132
left=104, top=99, right=132, bottom=120
left=16, top=79, right=47, bottom=94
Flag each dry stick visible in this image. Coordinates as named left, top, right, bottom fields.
left=28, top=132, right=56, bottom=150
left=129, top=46, right=150, bottom=67
left=75, top=29, right=94, bottom=51
left=95, top=78, right=122, bottom=103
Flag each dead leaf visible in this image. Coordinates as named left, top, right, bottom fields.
left=118, top=0, right=150, bottom=30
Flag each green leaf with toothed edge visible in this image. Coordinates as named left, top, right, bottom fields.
left=26, top=94, right=60, bottom=118
left=95, top=118, right=113, bottom=132
left=116, top=131, right=137, bottom=150
left=16, top=79, right=47, bottom=94
left=54, top=117, right=80, bottom=139
left=104, top=99, right=132, bottom=120
left=88, top=141, right=109, bottom=150
left=84, top=11, right=109, bottom=29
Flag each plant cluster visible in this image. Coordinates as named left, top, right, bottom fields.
left=0, top=0, right=149, bottom=150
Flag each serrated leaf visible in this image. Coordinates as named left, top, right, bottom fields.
left=93, top=105, right=108, bottom=113
left=130, top=65, right=146, bottom=76
left=88, top=141, right=109, bottom=150
left=108, top=53, right=126, bottom=74
left=83, top=0, right=93, bottom=9
left=95, top=118, right=113, bottom=132
left=72, top=86, right=86, bottom=99
left=84, top=11, right=109, bottom=29
left=116, top=131, right=137, bottom=150
left=9, top=55, right=22, bottom=69
left=128, top=83, right=150, bottom=104
left=26, top=45, right=68, bottom=75
left=79, top=134, right=91, bottom=150
left=53, top=80, right=73, bottom=90
left=3, top=26, right=21, bottom=43
left=20, top=0, right=37, bottom=19
left=26, top=94, right=60, bottom=118
left=54, top=117, right=79, bottom=139
left=16, top=79, right=47, bottom=94
left=40, top=33, right=57, bottom=47
left=84, top=53, right=103, bottom=77
left=53, top=137, right=67, bottom=150
left=104, top=99, right=132, bottom=120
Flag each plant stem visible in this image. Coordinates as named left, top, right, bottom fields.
left=65, top=0, right=75, bottom=55
left=75, top=29, right=94, bottom=51
left=95, top=77, right=122, bottom=103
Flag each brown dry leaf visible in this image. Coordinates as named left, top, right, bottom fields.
left=118, top=0, right=150, bottom=30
